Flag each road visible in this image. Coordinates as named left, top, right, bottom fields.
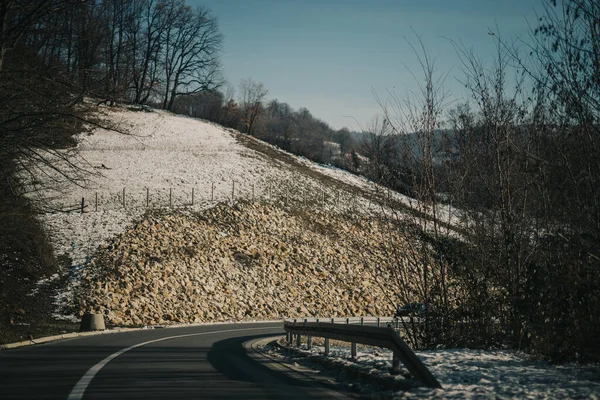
left=0, top=322, right=349, bottom=399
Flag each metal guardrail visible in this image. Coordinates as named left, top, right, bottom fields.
left=283, top=317, right=442, bottom=389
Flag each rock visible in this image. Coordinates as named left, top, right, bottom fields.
left=75, top=203, right=442, bottom=326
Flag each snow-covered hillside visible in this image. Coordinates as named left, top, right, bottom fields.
left=31, top=106, right=383, bottom=266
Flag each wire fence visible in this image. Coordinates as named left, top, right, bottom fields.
left=63, top=180, right=385, bottom=215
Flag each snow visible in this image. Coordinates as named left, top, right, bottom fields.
left=283, top=343, right=600, bottom=399
left=30, top=106, right=453, bottom=267
left=30, top=108, right=348, bottom=264
left=23, top=105, right=457, bottom=319
left=293, top=157, right=462, bottom=228
left=22, top=106, right=397, bottom=318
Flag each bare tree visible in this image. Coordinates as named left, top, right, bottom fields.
left=372, top=35, right=456, bottom=348
left=160, top=1, right=223, bottom=111
left=238, top=77, right=268, bottom=135
left=0, top=0, right=65, bottom=71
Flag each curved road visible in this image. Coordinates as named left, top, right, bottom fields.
left=0, top=322, right=349, bottom=399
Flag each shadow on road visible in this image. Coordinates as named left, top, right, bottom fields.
left=207, top=333, right=345, bottom=399
left=1, top=330, right=345, bottom=399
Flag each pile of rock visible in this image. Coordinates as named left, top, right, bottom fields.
left=75, top=202, right=425, bottom=326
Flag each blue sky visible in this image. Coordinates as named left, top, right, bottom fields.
left=188, top=0, right=544, bottom=130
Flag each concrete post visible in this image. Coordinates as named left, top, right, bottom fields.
left=351, top=342, right=357, bottom=360
left=80, top=313, right=106, bottom=332
left=324, top=338, right=330, bottom=356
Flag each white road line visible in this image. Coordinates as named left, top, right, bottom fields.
left=67, top=326, right=280, bottom=400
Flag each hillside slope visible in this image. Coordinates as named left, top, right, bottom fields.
left=19, top=105, right=453, bottom=325
left=33, top=106, right=380, bottom=266
left=17, top=106, right=380, bottom=322
left=75, top=203, right=419, bottom=325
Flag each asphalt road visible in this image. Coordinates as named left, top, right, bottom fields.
left=0, top=322, right=349, bottom=399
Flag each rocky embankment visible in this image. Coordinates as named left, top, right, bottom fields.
left=76, top=203, right=422, bottom=326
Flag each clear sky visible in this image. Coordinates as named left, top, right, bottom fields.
left=188, top=0, right=544, bottom=130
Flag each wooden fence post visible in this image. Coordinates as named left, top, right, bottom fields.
left=191, top=187, right=194, bottom=206
left=81, top=197, right=84, bottom=214
left=211, top=182, right=214, bottom=201
left=122, top=187, right=126, bottom=209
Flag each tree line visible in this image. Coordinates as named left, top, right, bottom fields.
left=1, top=0, right=222, bottom=107
left=169, top=77, right=363, bottom=170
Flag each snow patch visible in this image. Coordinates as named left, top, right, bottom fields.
left=287, top=344, right=600, bottom=399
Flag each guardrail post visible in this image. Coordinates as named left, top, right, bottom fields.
left=283, top=314, right=441, bottom=388
left=377, top=317, right=381, bottom=327
left=330, top=317, right=334, bottom=324
left=360, top=317, right=364, bottom=325
left=391, top=350, right=401, bottom=374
